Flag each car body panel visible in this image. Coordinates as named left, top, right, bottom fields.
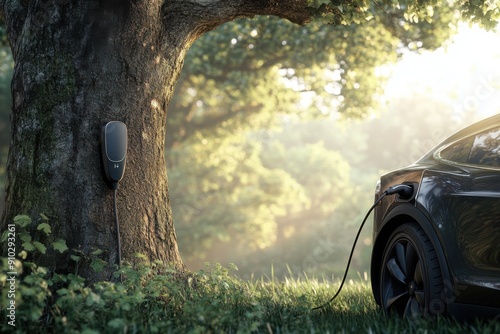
left=418, top=168, right=500, bottom=308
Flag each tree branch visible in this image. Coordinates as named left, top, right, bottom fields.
left=162, top=0, right=313, bottom=44
left=169, top=0, right=312, bottom=25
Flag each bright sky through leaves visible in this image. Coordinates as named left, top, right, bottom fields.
left=383, top=23, right=500, bottom=121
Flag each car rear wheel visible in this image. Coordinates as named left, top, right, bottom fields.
left=379, top=223, right=445, bottom=317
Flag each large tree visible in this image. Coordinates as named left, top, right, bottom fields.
left=0, top=0, right=497, bottom=281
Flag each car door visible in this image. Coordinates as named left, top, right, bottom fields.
left=420, top=125, right=500, bottom=307
left=452, top=128, right=500, bottom=277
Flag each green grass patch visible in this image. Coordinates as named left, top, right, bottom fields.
left=1, top=260, right=500, bottom=333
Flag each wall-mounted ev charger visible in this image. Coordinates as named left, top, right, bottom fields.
left=101, top=121, right=128, bottom=188
left=101, top=121, right=127, bottom=279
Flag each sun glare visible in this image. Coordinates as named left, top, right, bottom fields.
left=384, top=23, right=500, bottom=120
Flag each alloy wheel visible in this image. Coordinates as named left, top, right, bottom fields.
left=380, top=223, right=445, bottom=317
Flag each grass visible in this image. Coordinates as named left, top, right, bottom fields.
left=244, top=275, right=499, bottom=334
left=1, top=261, right=500, bottom=333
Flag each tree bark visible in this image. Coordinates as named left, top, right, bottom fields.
left=0, top=0, right=313, bottom=281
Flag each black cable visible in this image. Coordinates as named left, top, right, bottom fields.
left=312, top=184, right=413, bottom=311
left=312, top=193, right=386, bottom=311
left=112, top=182, right=122, bottom=282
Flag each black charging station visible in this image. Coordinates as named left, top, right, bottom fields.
left=101, top=121, right=127, bottom=278
left=101, top=121, right=127, bottom=187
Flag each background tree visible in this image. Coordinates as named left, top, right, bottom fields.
left=163, top=2, right=496, bottom=275
left=0, top=0, right=497, bottom=281
left=164, top=4, right=456, bottom=269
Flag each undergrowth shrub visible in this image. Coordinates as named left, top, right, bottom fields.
left=0, top=215, right=267, bottom=333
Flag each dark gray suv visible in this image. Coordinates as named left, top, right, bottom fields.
left=371, top=114, right=500, bottom=319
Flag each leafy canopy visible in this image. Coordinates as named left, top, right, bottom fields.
left=168, top=5, right=458, bottom=146
left=308, top=0, right=499, bottom=29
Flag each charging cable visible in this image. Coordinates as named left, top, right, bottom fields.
left=100, top=120, right=127, bottom=282
left=312, top=184, right=413, bottom=311
left=112, top=182, right=123, bottom=282
left=113, top=183, right=122, bottom=266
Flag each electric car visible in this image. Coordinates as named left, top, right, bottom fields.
left=370, top=114, right=500, bottom=319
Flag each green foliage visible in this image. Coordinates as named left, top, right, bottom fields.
left=168, top=11, right=457, bottom=146
left=52, top=240, right=68, bottom=254
left=0, top=214, right=67, bottom=259
left=261, top=141, right=352, bottom=215
left=1, top=257, right=500, bottom=332
left=90, top=258, right=107, bottom=273
left=453, top=0, right=500, bottom=29
left=307, top=0, right=499, bottom=29
left=168, top=136, right=308, bottom=259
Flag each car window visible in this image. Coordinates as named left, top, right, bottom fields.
left=440, top=137, right=474, bottom=163
left=468, top=128, right=500, bottom=167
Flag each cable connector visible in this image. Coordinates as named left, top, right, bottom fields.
left=384, top=184, right=413, bottom=199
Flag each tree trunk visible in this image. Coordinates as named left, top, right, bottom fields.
left=0, top=0, right=312, bottom=281
left=0, top=1, right=187, bottom=280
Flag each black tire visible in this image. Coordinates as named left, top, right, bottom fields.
left=379, top=223, right=446, bottom=318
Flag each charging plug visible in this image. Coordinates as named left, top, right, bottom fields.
left=384, top=184, right=413, bottom=199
